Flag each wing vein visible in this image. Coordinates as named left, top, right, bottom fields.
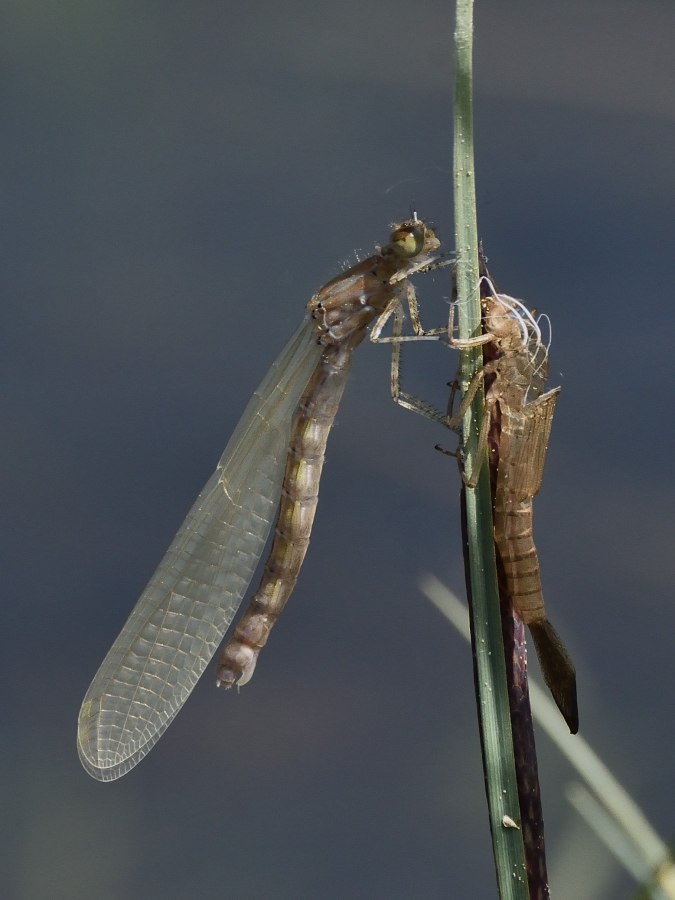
left=78, top=316, right=321, bottom=780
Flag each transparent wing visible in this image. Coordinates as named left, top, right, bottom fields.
left=78, top=316, right=322, bottom=781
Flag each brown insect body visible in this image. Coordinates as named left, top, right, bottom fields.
left=215, top=221, right=441, bottom=687
left=484, top=293, right=577, bottom=733
left=450, top=286, right=578, bottom=733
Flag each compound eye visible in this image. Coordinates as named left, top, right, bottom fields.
left=390, top=224, right=425, bottom=258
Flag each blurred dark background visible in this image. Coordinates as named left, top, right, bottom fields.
left=1, top=1, right=673, bottom=897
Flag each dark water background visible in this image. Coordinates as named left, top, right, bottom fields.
left=1, top=2, right=673, bottom=897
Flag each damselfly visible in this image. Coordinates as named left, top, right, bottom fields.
left=78, top=215, right=444, bottom=781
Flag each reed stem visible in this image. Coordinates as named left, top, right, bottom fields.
left=452, top=2, right=529, bottom=896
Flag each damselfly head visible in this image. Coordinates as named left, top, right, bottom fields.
left=389, top=218, right=439, bottom=259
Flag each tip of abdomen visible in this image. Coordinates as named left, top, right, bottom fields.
left=528, top=619, right=579, bottom=734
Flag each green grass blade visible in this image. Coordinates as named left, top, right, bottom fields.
left=452, top=2, right=529, bottom=896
